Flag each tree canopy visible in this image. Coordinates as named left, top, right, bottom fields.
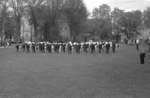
left=0, top=1, right=150, bottom=42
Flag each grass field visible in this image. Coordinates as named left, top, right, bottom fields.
left=0, top=45, right=150, bottom=98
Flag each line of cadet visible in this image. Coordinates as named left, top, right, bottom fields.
left=16, top=41, right=117, bottom=54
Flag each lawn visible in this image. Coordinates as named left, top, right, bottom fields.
left=0, top=45, right=150, bottom=98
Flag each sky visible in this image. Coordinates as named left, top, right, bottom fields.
left=83, top=0, right=150, bottom=13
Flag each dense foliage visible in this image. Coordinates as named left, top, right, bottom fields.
left=0, top=0, right=150, bottom=42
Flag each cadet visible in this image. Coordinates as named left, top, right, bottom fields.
left=112, top=41, right=116, bottom=53
left=32, top=43, right=36, bottom=53
left=136, top=39, right=140, bottom=51
left=139, top=49, right=146, bottom=64
left=106, top=42, right=110, bottom=54
left=67, top=43, right=72, bottom=54
left=26, top=43, right=30, bottom=53
left=83, top=43, right=88, bottom=53
left=22, top=43, right=26, bottom=52
left=90, top=43, right=95, bottom=53
left=62, top=43, right=66, bottom=53
left=16, top=43, right=20, bottom=52
left=98, top=42, right=102, bottom=53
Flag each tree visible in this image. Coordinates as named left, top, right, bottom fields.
left=118, top=10, right=142, bottom=39
left=92, top=4, right=112, bottom=40
left=63, top=0, right=88, bottom=41
left=0, top=0, right=9, bottom=41
left=144, top=7, right=150, bottom=28
left=111, top=8, right=125, bottom=41
left=111, top=8, right=124, bottom=34
left=24, top=0, right=47, bottom=41
left=10, top=0, right=25, bottom=42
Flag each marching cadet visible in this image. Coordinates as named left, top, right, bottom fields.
left=22, top=43, right=26, bottom=52
left=75, top=43, right=80, bottom=54
left=59, top=43, right=62, bottom=53
left=55, top=43, right=59, bottom=53
left=32, top=42, right=36, bottom=53
left=73, top=42, right=77, bottom=53
left=26, top=43, right=30, bottom=53
left=136, top=39, right=140, bottom=51
left=46, top=43, right=50, bottom=53
left=67, top=42, right=72, bottom=54
left=51, top=43, right=54, bottom=53
left=80, top=42, right=84, bottom=53
left=90, top=42, right=95, bottom=53
left=112, top=41, right=116, bottom=53
left=39, top=42, right=42, bottom=52
left=42, top=42, right=45, bottom=53
left=95, top=42, right=99, bottom=53
left=105, top=42, right=110, bottom=54
left=44, top=42, right=47, bottom=53
left=62, top=43, right=66, bottom=53
left=98, top=42, right=102, bottom=53
left=83, top=42, right=88, bottom=53
left=72, top=43, right=75, bottom=53
left=16, top=43, right=20, bottom=52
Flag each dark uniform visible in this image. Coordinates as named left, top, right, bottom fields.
left=98, top=43, right=102, bottom=53
left=26, top=44, right=30, bottom=53
left=76, top=44, right=81, bottom=54
left=67, top=44, right=72, bottom=54
left=54, top=44, right=59, bottom=53
left=106, top=43, right=110, bottom=54
left=16, top=44, right=19, bottom=52
left=140, top=51, right=146, bottom=64
left=83, top=43, right=88, bottom=53
left=62, top=43, right=66, bottom=53
left=32, top=43, right=36, bottom=53
left=22, top=43, right=26, bottom=52
left=47, top=43, right=52, bottom=53
left=112, top=42, right=116, bottom=53
left=90, top=43, right=95, bottom=53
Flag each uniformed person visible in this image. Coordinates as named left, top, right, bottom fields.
left=90, top=43, right=95, bottom=53
left=32, top=42, right=36, bottom=53
left=140, top=49, right=146, bottom=64
left=26, top=43, right=30, bottom=53
left=98, top=42, right=102, bottom=53
left=23, top=43, right=26, bottom=52
left=106, top=42, right=110, bottom=54
left=16, top=43, right=20, bottom=52
left=112, top=41, right=116, bottom=53
left=136, top=39, right=140, bottom=51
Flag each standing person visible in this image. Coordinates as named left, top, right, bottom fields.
left=139, top=49, right=146, bottom=64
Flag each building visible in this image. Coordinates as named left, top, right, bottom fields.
left=57, top=14, right=71, bottom=41
left=20, top=16, right=34, bottom=42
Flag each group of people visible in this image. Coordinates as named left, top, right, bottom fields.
left=16, top=41, right=118, bottom=54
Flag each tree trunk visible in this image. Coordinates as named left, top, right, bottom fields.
left=14, top=15, right=21, bottom=42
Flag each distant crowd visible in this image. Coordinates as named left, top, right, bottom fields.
left=15, top=41, right=119, bottom=54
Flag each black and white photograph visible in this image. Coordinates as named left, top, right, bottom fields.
left=0, top=0, right=150, bottom=97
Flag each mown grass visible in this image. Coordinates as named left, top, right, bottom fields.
left=0, top=45, right=150, bottom=98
